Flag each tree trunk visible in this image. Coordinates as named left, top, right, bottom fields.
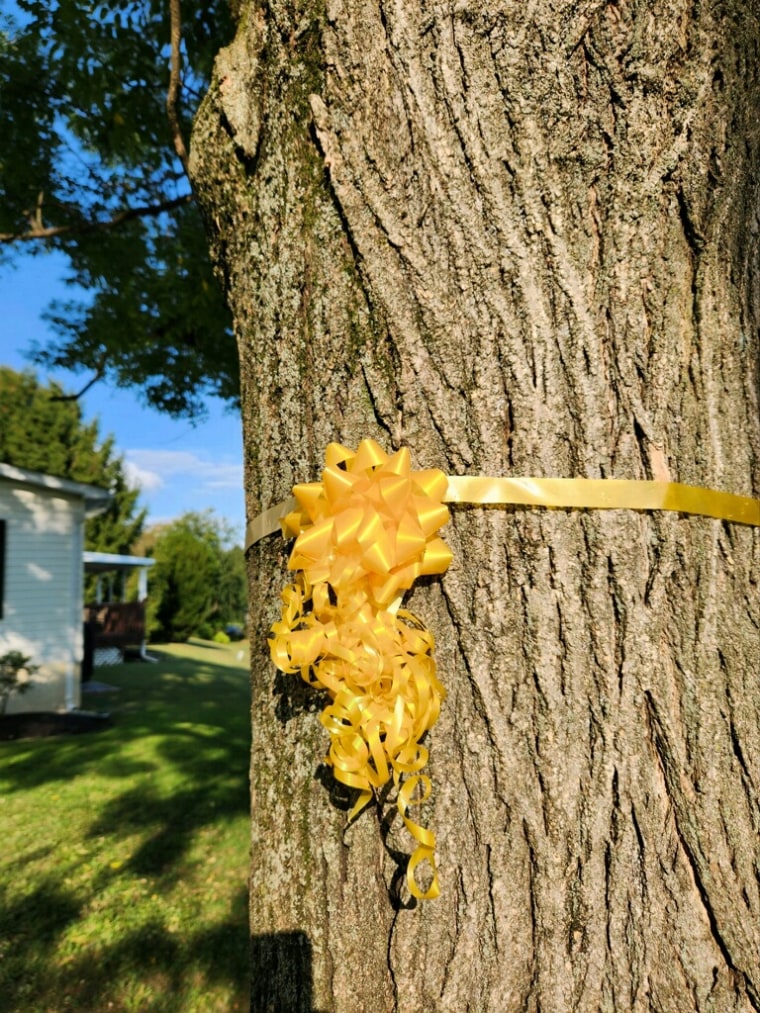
left=190, top=2, right=760, bottom=1009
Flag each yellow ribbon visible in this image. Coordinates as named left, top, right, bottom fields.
left=444, top=476, right=760, bottom=525
left=270, top=440, right=451, bottom=900
left=255, top=446, right=760, bottom=902
left=249, top=476, right=760, bottom=547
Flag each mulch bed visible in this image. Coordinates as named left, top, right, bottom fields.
left=0, top=710, right=113, bottom=741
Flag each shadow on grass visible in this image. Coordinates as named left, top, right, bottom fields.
left=184, top=638, right=227, bottom=651
left=0, top=649, right=252, bottom=1012
left=0, top=653, right=250, bottom=794
left=1, top=881, right=331, bottom=1013
left=0, top=730, right=159, bottom=793
left=88, top=759, right=248, bottom=879
left=0, top=880, right=249, bottom=1012
left=1, top=878, right=83, bottom=948
left=2, top=888, right=326, bottom=1012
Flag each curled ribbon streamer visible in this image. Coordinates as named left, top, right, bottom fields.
left=269, top=440, right=452, bottom=900
left=255, top=449, right=760, bottom=902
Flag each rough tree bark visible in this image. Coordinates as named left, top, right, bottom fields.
left=190, top=1, right=760, bottom=1010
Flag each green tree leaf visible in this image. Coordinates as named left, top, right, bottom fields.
left=0, top=1, right=236, bottom=418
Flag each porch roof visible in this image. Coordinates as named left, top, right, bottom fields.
left=83, top=551, right=155, bottom=573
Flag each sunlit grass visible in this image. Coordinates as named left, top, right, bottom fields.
left=0, top=641, right=251, bottom=1013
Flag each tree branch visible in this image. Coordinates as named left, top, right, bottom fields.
left=48, top=363, right=106, bottom=403
left=0, top=193, right=193, bottom=244
left=167, top=0, right=189, bottom=175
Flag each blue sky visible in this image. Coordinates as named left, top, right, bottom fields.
left=0, top=251, right=245, bottom=542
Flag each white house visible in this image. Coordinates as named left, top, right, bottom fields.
left=0, top=463, right=111, bottom=714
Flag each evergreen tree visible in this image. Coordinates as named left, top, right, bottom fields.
left=0, top=366, right=145, bottom=556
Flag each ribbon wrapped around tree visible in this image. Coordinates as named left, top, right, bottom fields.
left=256, top=439, right=760, bottom=901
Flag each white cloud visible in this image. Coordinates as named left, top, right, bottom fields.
left=125, top=449, right=242, bottom=492
left=202, top=464, right=243, bottom=489
left=124, top=459, right=164, bottom=493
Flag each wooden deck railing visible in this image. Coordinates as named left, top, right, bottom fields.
left=83, top=602, right=146, bottom=649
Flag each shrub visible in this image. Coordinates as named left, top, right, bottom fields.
left=0, top=651, right=38, bottom=716
left=212, top=630, right=231, bottom=644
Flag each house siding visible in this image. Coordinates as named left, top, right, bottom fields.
left=0, top=483, right=84, bottom=713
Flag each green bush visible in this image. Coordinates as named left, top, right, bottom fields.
left=140, top=511, right=248, bottom=643
left=212, top=630, right=231, bottom=644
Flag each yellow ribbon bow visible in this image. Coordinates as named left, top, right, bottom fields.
left=270, top=439, right=452, bottom=900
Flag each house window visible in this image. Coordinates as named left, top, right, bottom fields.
left=0, top=520, right=5, bottom=620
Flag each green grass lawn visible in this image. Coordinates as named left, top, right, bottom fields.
left=0, top=641, right=251, bottom=1013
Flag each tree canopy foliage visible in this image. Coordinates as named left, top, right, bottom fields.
left=0, top=1, right=236, bottom=417
left=137, top=510, right=247, bottom=643
left=0, top=366, right=145, bottom=555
